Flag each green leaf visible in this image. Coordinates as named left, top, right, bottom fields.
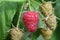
left=55, top=0, right=60, bottom=18
left=32, top=28, right=41, bottom=40
left=0, top=0, right=26, bottom=2
left=51, top=0, right=60, bottom=40
left=0, top=2, right=17, bottom=40
left=37, top=35, right=44, bottom=40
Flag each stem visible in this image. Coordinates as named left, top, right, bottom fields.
left=28, top=32, right=33, bottom=40
left=42, top=0, right=46, bottom=3
left=28, top=0, right=32, bottom=11
left=55, top=16, right=60, bottom=20
left=28, top=0, right=31, bottom=11
left=10, top=22, right=15, bottom=28
left=16, top=3, right=24, bottom=28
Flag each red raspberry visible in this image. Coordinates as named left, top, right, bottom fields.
left=22, top=11, right=39, bottom=32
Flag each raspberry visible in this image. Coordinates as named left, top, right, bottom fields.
left=41, top=28, right=52, bottom=40
left=40, top=1, right=57, bottom=30
left=9, top=28, right=24, bottom=40
left=22, top=11, right=39, bottom=32
left=40, top=1, right=53, bottom=16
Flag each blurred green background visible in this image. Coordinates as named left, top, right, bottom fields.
left=0, top=0, right=60, bottom=40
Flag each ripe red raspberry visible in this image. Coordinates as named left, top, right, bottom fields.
left=22, top=11, right=39, bottom=32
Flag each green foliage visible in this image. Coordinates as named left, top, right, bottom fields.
left=0, top=2, right=17, bottom=40
left=0, top=0, right=60, bottom=40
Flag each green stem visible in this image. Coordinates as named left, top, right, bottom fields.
left=28, top=0, right=31, bottom=11
left=29, top=32, right=33, bottom=40
left=16, top=3, right=24, bottom=28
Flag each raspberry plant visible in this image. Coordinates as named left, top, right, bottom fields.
left=0, top=0, right=60, bottom=40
